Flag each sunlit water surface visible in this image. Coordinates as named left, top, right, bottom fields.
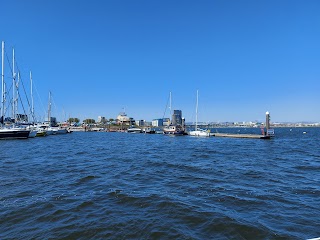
left=1, top=127, right=319, bottom=239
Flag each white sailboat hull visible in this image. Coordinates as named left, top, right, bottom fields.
left=189, top=130, right=210, bottom=137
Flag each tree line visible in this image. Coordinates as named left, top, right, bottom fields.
left=68, top=118, right=115, bottom=124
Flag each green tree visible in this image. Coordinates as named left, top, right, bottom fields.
left=68, top=118, right=74, bottom=123
left=83, top=119, right=96, bottom=124
left=68, top=117, right=80, bottom=123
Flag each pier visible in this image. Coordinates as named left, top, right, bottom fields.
left=211, top=133, right=270, bottom=139
left=209, top=112, right=274, bottom=139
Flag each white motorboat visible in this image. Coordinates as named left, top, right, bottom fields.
left=127, top=126, right=142, bottom=133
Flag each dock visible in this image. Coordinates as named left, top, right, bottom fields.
left=210, top=133, right=271, bottom=139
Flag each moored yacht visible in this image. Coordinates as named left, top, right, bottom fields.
left=188, top=90, right=210, bottom=137
left=127, top=126, right=142, bottom=133
left=143, top=127, right=156, bottom=134
left=162, top=92, right=186, bottom=136
left=188, top=128, right=210, bottom=137
left=0, top=41, right=30, bottom=140
left=163, top=124, right=185, bottom=135
left=51, top=126, right=68, bottom=134
left=35, top=127, right=47, bottom=137
left=0, top=127, right=30, bottom=139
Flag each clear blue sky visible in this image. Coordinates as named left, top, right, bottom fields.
left=1, top=0, right=319, bottom=123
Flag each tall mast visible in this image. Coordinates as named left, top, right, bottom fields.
left=169, top=91, right=172, bottom=122
left=3, top=83, right=6, bottom=118
left=48, top=91, right=51, bottom=126
left=16, top=71, right=20, bottom=118
left=1, top=41, right=4, bottom=120
left=195, top=90, right=198, bottom=131
left=30, top=71, right=34, bottom=123
left=12, top=48, right=15, bottom=125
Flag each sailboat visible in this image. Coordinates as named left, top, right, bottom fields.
left=163, top=92, right=185, bottom=135
left=188, top=90, right=210, bottom=137
left=0, top=41, right=29, bottom=139
left=38, top=91, right=56, bottom=135
left=42, top=91, right=68, bottom=134
left=27, top=71, right=38, bottom=138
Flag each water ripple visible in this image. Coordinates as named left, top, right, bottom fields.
left=1, top=129, right=320, bottom=239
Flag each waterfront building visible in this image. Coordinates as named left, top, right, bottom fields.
left=172, top=110, right=182, bottom=126
left=145, top=121, right=152, bottom=126
left=97, top=116, right=106, bottom=123
left=162, top=118, right=170, bottom=126
left=116, top=112, right=135, bottom=126
left=152, top=119, right=163, bottom=127
left=136, top=120, right=146, bottom=126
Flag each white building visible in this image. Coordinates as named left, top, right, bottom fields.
left=116, top=112, right=135, bottom=125
left=162, top=118, right=170, bottom=126
left=97, top=116, right=106, bottom=123
left=136, top=120, right=146, bottom=126
left=152, top=119, right=163, bottom=127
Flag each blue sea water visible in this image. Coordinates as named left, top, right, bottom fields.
left=0, top=127, right=319, bottom=239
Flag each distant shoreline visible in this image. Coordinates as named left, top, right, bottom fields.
left=69, top=124, right=319, bottom=132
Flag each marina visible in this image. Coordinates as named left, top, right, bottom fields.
left=0, top=41, right=70, bottom=139
left=1, top=1, right=319, bottom=239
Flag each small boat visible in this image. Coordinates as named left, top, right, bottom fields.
left=36, top=124, right=54, bottom=135
left=51, top=126, right=68, bottom=134
left=36, top=128, right=47, bottom=137
left=162, top=92, right=186, bottom=136
left=163, top=125, right=185, bottom=135
left=127, top=126, right=142, bottom=133
left=143, top=127, right=156, bottom=134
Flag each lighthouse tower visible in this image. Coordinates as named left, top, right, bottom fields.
left=266, top=111, right=270, bottom=130
left=265, top=111, right=274, bottom=137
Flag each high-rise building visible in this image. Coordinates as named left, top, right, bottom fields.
left=172, top=110, right=182, bottom=125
